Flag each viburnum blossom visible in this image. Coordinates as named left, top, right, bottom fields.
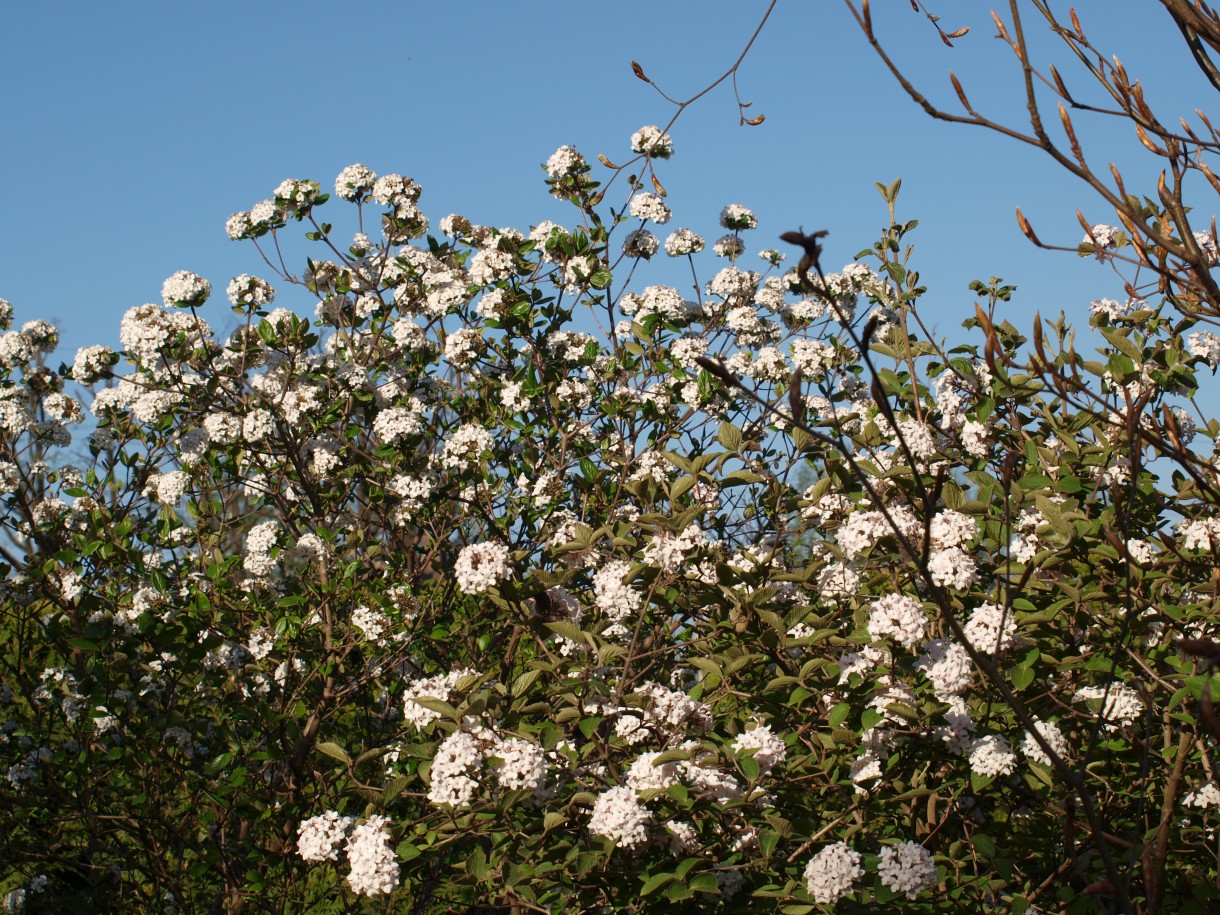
left=296, top=812, right=352, bottom=862
left=878, top=842, right=937, bottom=899
left=630, top=125, right=673, bottom=158
left=454, top=541, right=511, bottom=594
left=804, top=842, right=863, bottom=904
left=588, top=786, right=652, bottom=848
left=344, top=815, right=399, bottom=896
left=867, top=593, right=928, bottom=651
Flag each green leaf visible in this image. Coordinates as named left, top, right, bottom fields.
left=718, top=421, right=743, bottom=451
left=641, top=873, right=673, bottom=896
left=688, top=873, right=720, bottom=893
left=828, top=702, right=851, bottom=729
left=315, top=742, right=351, bottom=765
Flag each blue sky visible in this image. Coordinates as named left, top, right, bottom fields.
left=0, top=1, right=1209, bottom=363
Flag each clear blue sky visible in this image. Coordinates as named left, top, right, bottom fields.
left=0, top=1, right=1209, bottom=362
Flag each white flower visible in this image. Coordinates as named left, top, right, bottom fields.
left=630, top=125, right=673, bottom=158
left=963, top=602, right=1018, bottom=654
left=1073, top=682, right=1143, bottom=729
left=161, top=270, right=211, bottom=307
left=588, top=785, right=652, bottom=848
left=915, top=639, right=973, bottom=696
left=732, top=724, right=786, bottom=776
left=968, top=734, right=1017, bottom=777
left=1184, top=781, right=1220, bottom=809
left=628, top=192, right=671, bottom=224
left=454, top=541, right=511, bottom=594
left=664, top=228, right=705, bottom=256
left=344, top=815, right=400, bottom=896
left=1021, top=719, right=1068, bottom=767
left=868, top=593, right=928, bottom=651
left=335, top=163, right=377, bottom=201
left=804, top=842, right=863, bottom=904
left=877, top=841, right=936, bottom=899
left=546, top=145, right=585, bottom=179
left=296, top=811, right=353, bottom=861
left=719, top=203, right=757, bottom=230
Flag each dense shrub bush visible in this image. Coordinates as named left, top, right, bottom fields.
left=4, top=4, right=1220, bottom=913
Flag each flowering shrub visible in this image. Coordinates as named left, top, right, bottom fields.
left=2, top=100, right=1220, bottom=914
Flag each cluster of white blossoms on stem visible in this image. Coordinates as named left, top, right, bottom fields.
left=732, top=724, right=787, bottom=776
left=297, top=811, right=354, bottom=862
left=588, top=785, right=653, bottom=849
left=1073, top=682, right=1144, bottom=729
left=454, top=540, right=511, bottom=594
left=877, top=841, right=937, bottom=899
left=402, top=668, right=478, bottom=730
left=344, top=815, right=400, bottom=896
left=968, top=734, right=1018, bottom=777
left=630, top=124, right=673, bottom=158
left=161, top=270, right=211, bottom=307
left=1021, top=718, right=1068, bottom=767
left=963, top=601, right=1019, bottom=654
left=867, top=593, right=928, bottom=651
left=803, top=842, right=863, bottom=904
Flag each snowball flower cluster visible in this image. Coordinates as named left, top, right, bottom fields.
left=1021, top=718, right=1068, bottom=767
left=963, top=601, right=1018, bottom=654
left=630, top=125, right=673, bottom=158
left=877, top=842, right=937, bottom=899
left=732, top=723, right=787, bottom=776
left=345, top=815, right=400, bottom=896
left=867, top=593, right=928, bottom=651
left=454, top=540, right=511, bottom=594
left=804, top=842, right=863, bottom=904
left=161, top=270, right=211, bottom=307
left=588, top=785, right=652, bottom=848
left=297, top=811, right=353, bottom=862
left=546, top=145, right=585, bottom=179
left=968, top=734, right=1018, bottom=777
left=335, top=163, right=376, bottom=201
left=1074, top=682, right=1144, bottom=729
left=719, top=203, right=757, bottom=230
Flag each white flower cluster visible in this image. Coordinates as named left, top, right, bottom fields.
left=867, top=593, right=928, bottom=651
left=588, top=785, right=653, bottom=848
left=335, top=163, right=376, bottom=201
left=1179, top=516, right=1220, bottom=550
left=71, top=344, right=114, bottom=384
left=732, top=723, right=787, bottom=776
left=1184, top=781, right=1220, bottom=809
left=428, top=729, right=483, bottom=807
left=1189, top=331, right=1220, bottom=368
left=226, top=274, right=275, bottom=309
left=345, top=815, right=400, bottom=896
left=402, top=668, right=478, bottom=729
left=628, top=192, right=671, bottom=224
left=719, top=203, right=757, bottom=230
left=630, top=125, right=673, bottom=158
left=454, top=541, right=511, bottom=594
left=161, top=270, right=211, bottom=307
left=546, top=145, right=585, bottom=179
left=1021, top=718, right=1068, bottom=767
left=642, top=523, right=709, bottom=574
left=1074, top=682, right=1143, bottom=729
left=914, top=638, right=973, bottom=696
left=439, top=423, right=494, bottom=472
left=877, top=841, right=937, bottom=899
left=593, top=559, right=643, bottom=621
left=297, top=811, right=354, bottom=862
left=803, top=841, right=863, bottom=904
left=665, top=227, right=705, bottom=256
left=963, top=602, right=1018, bottom=654
left=968, top=734, right=1017, bottom=777
left=243, top=520, right=279, bottom=578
